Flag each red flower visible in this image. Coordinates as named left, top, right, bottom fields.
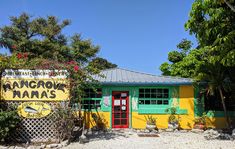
left=23, top=53, right=28, bottom=59
left=74, top=65, right=79, bottom=72
left=17, top=53, right=22, bottom=59
left=12, top=45, right=17, bottom=50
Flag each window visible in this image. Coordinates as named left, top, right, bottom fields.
left=81, top=99, right=101, bottom=110
left=83, top=88, right=102, bottom=98
left=81, top=88, right=102, bottom=110
left=138, top=88, right=169, bottom=105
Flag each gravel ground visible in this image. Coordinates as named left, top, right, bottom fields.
left=65, top=130, right=235, bottom=149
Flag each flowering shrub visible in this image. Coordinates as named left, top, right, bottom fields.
left=0, top=106, right=20, bottom=142
left=16, top=53, right=28, bottom=59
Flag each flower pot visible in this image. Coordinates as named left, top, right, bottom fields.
left=193, top=123, right=205, bottom=129
left=146, top=124, right=156, bottom=131
left=168, top=122, right=179, bottom=130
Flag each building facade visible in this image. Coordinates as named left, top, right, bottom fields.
left=81, top=68, right=234, bottom=129
left=76, top=68, right=218, bottom=129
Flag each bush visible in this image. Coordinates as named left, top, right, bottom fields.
left=194, top=112, right=208, bottom=125
left=165, top=107, right=180, bottom=124
left=52, top=103, right=75, bottom=142
left=0, top=108, right=21, bottom=141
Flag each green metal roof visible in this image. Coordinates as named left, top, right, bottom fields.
left=93, top=68, right=193, bottom=85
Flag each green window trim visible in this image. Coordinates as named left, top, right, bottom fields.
left=137, top=87, right=172, bottom=114
left=138, top=98, right=169, bottom=105
left=138, top=107, right=188, bottom=114
left=72, top=98, right=102, bottom=111
left=83, top=88, right=102, bottom=98
left=139, top=88, right=169, bottom=99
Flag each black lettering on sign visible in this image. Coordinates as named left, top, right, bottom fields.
left=13, top=90, right=20, bottom=98
left=49, top=90, right=56, bottom=98
left=31, top=91, right=39, bottom=98
left=20, top=80, right=29, bottom=88
left=58, top=84, right=66, bottom=92
left=53, top=82, right=59, bottom=90
left=41, top=91, right=48, bottom=98
left=3, top=83, right=11, bottom=92
left=45, top=81, right=53, bottom=89
left=13, top=81, right=19, bottom=89
left=37, top=81, right=45, bottom=88
left=29, top=81, right=36, bottom=88
left=22, top=91, right=29, bottom=98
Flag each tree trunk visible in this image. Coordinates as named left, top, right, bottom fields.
left=224, top=0, right=235, bottom=12
left=78, top=95, right=82, bottom=127
left=218, top=86, right=231, bottom=129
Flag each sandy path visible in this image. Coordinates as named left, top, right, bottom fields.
left=65, top=130, right=235, bottom=149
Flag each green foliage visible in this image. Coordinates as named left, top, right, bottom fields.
left=89, top=57, right=117, bottom=70
left=168, top=115, right=178, bottom=124
left=160, top=39, right=194, bottom=78
left=159, top=62, right=171, bottom=76
left=0, top=13, right=116, bottom=69
left=0, top=107, right=21, bottom=141
left=0, top=13, right=118, bottom=139
left=52, top=103, right=75, bottom=142
left=176, top=38, right=192, bottom=54
left=144, top=115, right=157, bottom=125
left=159, top=0, right=235, bottom=128
left=194, top=112, right=208, bottom=125
left=168, top=51, right=184, bottom=63
left=185, top=0, right=235, bottom=67
left=165, top=107, right=179, bottom=124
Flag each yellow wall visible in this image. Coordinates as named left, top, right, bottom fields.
left=205, top=117, right=228, bottom=129
left=178, top=85, right=195, bottom=129
left=132, top=85, right=195, bottom=129
left=79, top=111, right=110, bottom=129
left=132, top=113, right=169, bottom=129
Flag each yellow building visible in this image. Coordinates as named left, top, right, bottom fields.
left=81, top=68, right=235, bottom=129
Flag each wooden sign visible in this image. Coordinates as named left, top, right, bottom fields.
left=1, top=69, right=70, bottom=101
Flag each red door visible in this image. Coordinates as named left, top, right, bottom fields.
left=112, top=91, right=129, bottom=128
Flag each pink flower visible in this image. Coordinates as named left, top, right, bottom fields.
left=74, top=65, right=79, bottom=72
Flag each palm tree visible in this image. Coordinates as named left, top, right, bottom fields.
left=195, top=62, right=233, bottom=129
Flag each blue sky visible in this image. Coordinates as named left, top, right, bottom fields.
left=0, top=0, right=197, bottom=75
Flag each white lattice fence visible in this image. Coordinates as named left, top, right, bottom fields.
left=0, top=101, right=69, bottom=143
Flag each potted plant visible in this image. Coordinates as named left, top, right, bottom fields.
left=193, top=112, right=207, bottom=129
left=165, top=107, right=180, bottom=130
left=144, top=115, right=157, bottom=131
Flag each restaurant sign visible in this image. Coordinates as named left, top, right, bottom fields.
left=1, top=69, right=70, bottom=101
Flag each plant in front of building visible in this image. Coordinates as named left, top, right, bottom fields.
left=91, top=113, right=108, bottom=131
left=0, top=105, right=21, bottom=142
left=144, top=115, right=157, bottom=131
left=166, top=107, right=180, bottom=130
left=193, top=112, right=208, bottom=130
left=52, top=103, right=76, bottom=143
